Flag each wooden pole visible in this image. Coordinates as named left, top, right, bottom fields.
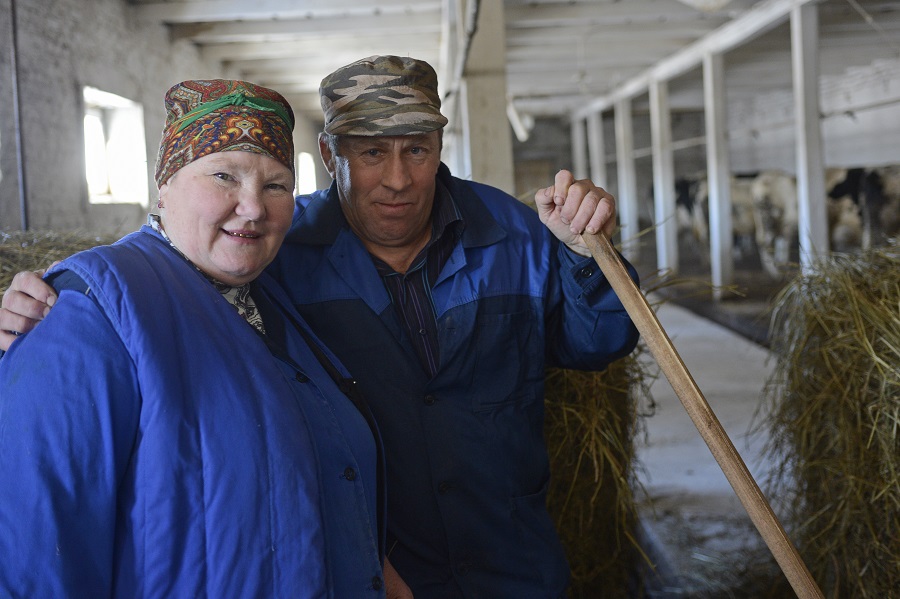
left=584, top=232, right=823, bottom=599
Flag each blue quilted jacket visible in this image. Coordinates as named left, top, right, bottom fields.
left=267, top=163, right=639, bottom=598
left=0, top=228, right=384, bottom=598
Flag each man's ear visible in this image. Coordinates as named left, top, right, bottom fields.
left=318, top=133, right=336, bottom=178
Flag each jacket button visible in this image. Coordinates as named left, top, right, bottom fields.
left=295, top=371, right=309, bottom=382
left=343, top=467, right=356, bottom=481
left=424, top=394, right=436, bottom=405
left=438, top=481, right=452, bottom=494
left=371, top=576, right=383, bottom=590
left=580, top=266, right=594, bottom=278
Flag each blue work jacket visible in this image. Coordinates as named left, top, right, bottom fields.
left=267, top=163, right=639, bottom=598
left=0, top=228, right=385, bottom=598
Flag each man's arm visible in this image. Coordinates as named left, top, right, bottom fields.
left=0, top=269, right=58, bottom=351
left=533, top=170, right=640, bottom=369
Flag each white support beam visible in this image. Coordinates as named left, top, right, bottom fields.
left=135, top=0, right=442, bottom=24
left=650, top=80, right=678, bottom=274
left=703, top=51, right=734, bottom=295
left=792, top=4, right=829, bottom=268
left=570, top=117, right=588, bottom=181
left=573, top=0, right=822, bottom=119
left=587, top=112, right=608, bottom=189
left=461, top=0, right=515, bottom=192
left=615, top=100, right=639, bottom=260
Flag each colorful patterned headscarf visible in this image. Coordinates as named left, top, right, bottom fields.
left=154, top=79, right=295, bottom=187
left=319, top=55, right=448, bottom=136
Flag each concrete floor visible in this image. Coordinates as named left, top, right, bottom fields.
left=637, top=298, right=774, bottom=495
left=633, top=300, right=795, bottom=598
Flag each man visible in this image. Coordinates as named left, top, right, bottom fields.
left=2, top=55, right=639, bottom=598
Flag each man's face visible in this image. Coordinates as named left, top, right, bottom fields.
left=321, top=131, right=442, bottom=258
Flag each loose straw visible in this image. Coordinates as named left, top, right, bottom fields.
left=584, top=232, right=823, bottom=599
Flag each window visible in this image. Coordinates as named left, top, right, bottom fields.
left=83, top=86, right=149, bottom=206
left=296, top=151, right=318, bottom=195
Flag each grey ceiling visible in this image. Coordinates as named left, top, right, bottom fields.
left=130, top=0, right=900, bottom=125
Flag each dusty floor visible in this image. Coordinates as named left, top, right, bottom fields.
left=628, top=239, right=804, bottom=598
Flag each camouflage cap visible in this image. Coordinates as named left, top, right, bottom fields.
left=319, top=55, right=448, bottom=136
left=155, top=79, right=295, bottom=187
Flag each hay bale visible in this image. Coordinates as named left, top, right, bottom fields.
left=759, top=242, right=900, bottom=598
left=0, top=229, right=115, bottom=291
left=545, top=348, right=655, bottom=598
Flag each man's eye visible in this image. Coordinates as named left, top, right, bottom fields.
left=266, top=183, right=288, bottom=191
left=365, top=149, right=381, bottom=157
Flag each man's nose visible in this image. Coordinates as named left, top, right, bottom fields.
left=381, top=154, right=413, bottom=191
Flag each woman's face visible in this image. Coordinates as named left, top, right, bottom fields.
left=158, top=151, right=295, bottom=286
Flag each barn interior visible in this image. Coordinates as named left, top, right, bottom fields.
left=1, top=1, right=899, bottom=597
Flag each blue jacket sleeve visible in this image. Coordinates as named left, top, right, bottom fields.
left=545, top=242, right=640, bottom=370
left=0, top=288, right=140, bottom=597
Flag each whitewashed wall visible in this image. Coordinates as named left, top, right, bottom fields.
left=0, top=0, right=323, bottom=235
left=729, top=58, right=900, bottom=173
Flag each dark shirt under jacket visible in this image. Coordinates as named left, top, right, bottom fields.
left=371, top=181, right=462, bottom=378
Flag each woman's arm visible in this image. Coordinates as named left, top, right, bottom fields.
left=0, top=288, right=140, bottom=596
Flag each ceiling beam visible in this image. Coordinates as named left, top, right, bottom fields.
left=674, top=0, right=736, bottom=11
left=170, top=11, right=440, bottom=43
left=134, top=0, right=441, bottom=24
left=201, top=33, right=438, bottom=62
left=505, top=0, right=728, bottom=27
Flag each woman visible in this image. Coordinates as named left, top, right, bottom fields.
left=0, top=80, right=386, bottom=597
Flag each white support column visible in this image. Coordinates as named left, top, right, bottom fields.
left=792, top=3, right=828, bottom=269
left=570, top=116, right=589, bottom=180
left=440, top=0, right=468, bottom=177
left=615, top=99, right=639, bottom=260
left=703, top=51, right=733, bottom=297
left=650, top=80, right=678, bottom=273
left=587, top=112, right=608, bottom=188
left=459, top=0, right=515, bottom=192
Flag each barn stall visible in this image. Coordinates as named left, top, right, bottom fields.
left=2, top=0, right=900, bottom=596
left=561, top=1, right=900, bottom=596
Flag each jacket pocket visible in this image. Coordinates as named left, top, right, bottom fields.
left=510, top=481, right=570, bottom=592
left=470, top=309, right=542, bottom=412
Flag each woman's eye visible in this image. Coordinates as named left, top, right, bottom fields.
left=213, top=172, right=233, bottom=181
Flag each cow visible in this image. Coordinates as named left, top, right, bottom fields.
left=865, top=165, right=900, bottom=243
left=692, top=175, right=758, bottom=264
left=749, top=171, right=800, bottom=277
left=673, top=175, right=708, bottom=258
left=676, top=168, right=876, bottom=279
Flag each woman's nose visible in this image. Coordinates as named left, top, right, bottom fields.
left=235, top=188, right=267, bottom=221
